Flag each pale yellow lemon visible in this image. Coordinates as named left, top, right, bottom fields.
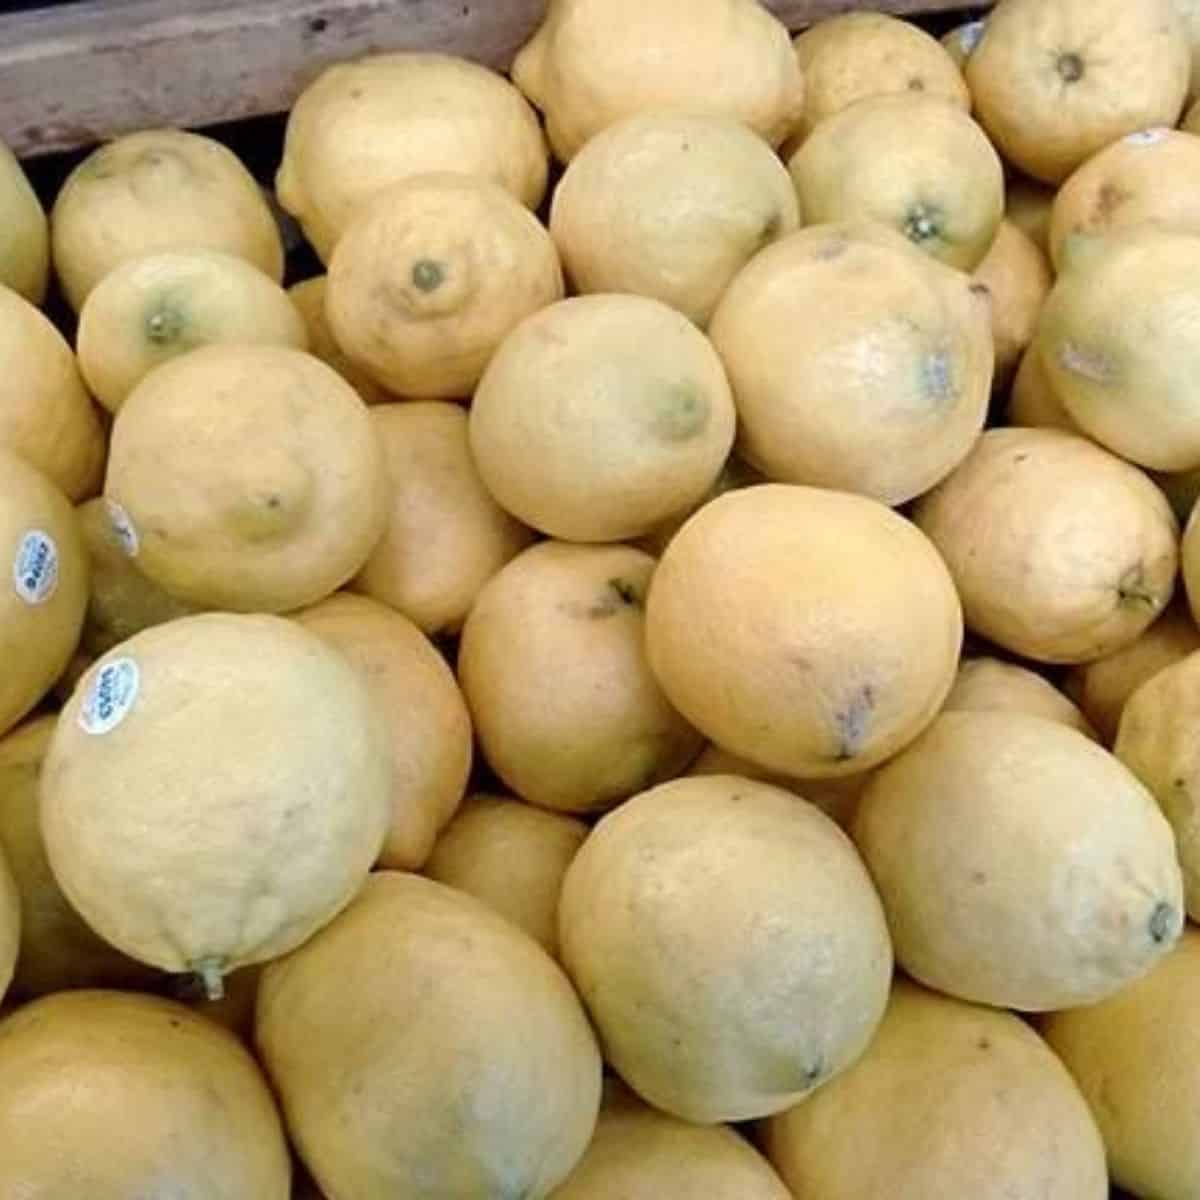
left=965, top=0, right=1189, bottom=184
left=295, top=592, right=472, bottom=871
left=75, top=497, right=195, bottom=657
left=0, top=451, right=88, bottom=738
left=1038, top=227, right=1200, bottom=471
left=326, top=173, right=563, bottom=398
left=0, top=715, right=159, bottom=999
left=0, top=284, right=105, bottom=501
left=1043, top=928, right=1200, bottom=1200
left=0, top=139, right=49, bottom=304
left=854, top=710, right=1184, bottom=1010
left=559, top=774, right=892, bottom=1123
left=41, top=613, right=392, bottom=993
left=972, top=218, right=1052, bottom=388
left=287, top=275, right=392, bottom=404
left=277, top=52, right=549, bottom=261
left=788, top=96, right=1004, bottom=271
left=458, top=542, right=702, bottom=813
left=792, top=12, right=969, bottom=142
left=51, top=128, right=284, bottom=310
left=645, top=484, right=962, bottom=777
left=943, top=656, right=1097, bottom=739
left=104, top=344, right=388, bottom=613
left=353, top=402, right=534, bottom=635
left=550, top=1079, right=791, bottom=1200
left=0, top=990, right=291, bottom=1197
left=762, top=979, right=1107, bottom=1200
left=1006, top=344, right=1081, bottom=433
left=512, top=0, right=804, bottom=161
left=914, top=428, right=1179, bottom=663
left=77, top=248, right=308, bottom=412
left=1064, top=603, right=1200, bottom=744
left=424, top=794, right=588, bottom=957
left=1005, top=172, right=1056, bottom=254
left=549, top=113, right=798, bottom=326
left=685, top=744, right=871, bottom=830
left=1117, top=650, right=1200, bottom=918
left=1049, top=128, right=1200, bottom=270
left=256, top=872, right=602, bottom=1200
left=708, top=223, right=991, bottom=504
left=469, top=294, right=736, bottom=542
left=0, top=847, right=14, bottom=1006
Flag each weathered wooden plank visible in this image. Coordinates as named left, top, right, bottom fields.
left=0, top=0, right=988, bottom=160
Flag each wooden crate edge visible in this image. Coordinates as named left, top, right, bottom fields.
left=1, top=0, right=988, bottom=159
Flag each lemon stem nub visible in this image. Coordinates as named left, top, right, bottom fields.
left=193, top=958, right=226, bottom=1001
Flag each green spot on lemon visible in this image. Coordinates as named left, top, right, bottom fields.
left=411, top=259, right=446, bottom=293
left=652, top=382, right=710, bottom=443
left=144, top=299, right=187, bottom=346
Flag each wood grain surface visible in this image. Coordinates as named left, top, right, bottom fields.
left=1, top=0, right=989, bottom=158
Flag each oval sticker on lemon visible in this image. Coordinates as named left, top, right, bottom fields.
left=79, top=658, right=140, bottom=735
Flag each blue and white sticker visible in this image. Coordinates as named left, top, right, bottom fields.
left=78, top=658, right=140, bottom=736
left=958, top=19, right=986, bottom=55
left=105, top=499, right=139, bottom=558
left=12, top=530, right=58, bottom=605
left=1124, top=128, right=1170, bottom=147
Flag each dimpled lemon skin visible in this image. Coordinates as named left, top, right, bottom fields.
left=103, top=344, right=389, bottom=614
left=277, top=52, right=549, bottom=262
left=40, top=613, right=393, bottom=986
left=51, top=128, right=284, bottom=310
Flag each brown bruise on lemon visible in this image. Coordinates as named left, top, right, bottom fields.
left=1038, top=227, right=1200, bottom=471
left=0, top=844, right=15, bottom=1006
left=457, top=541, right=703, bottom=814
left=914, top=428, right=1179, bottom=664
left=1049, top=129, right=1200, bottom=270
left=787, top=96, right=1003, bottom=271
left=965, top=0, right=1190, bottom=184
